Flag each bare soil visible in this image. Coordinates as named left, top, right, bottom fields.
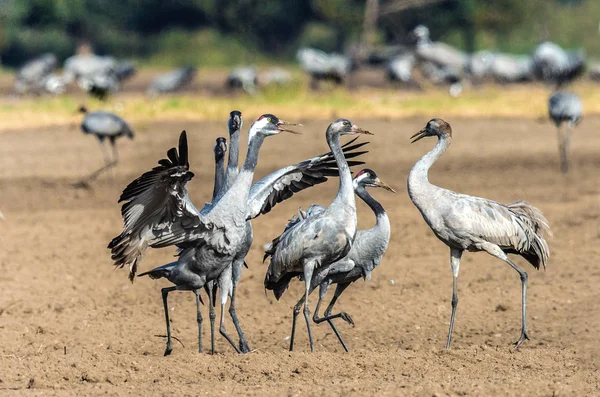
left=0, top=117, right=599, bottom=396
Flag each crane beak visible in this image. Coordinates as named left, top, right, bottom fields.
left=232, top=115, right=242, bottom=131
left=373, top=178, right=396, bottom=193
left=277, top=120, right=302, bottom=134
left=351, top=125, right=373, bottom=135
left=410, top=128, right=428, bottom=143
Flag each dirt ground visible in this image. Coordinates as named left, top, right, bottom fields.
left=0, top=116, right=599, bottom=396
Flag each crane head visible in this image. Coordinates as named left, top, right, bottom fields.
left=214, top=137, right=227, bottom=160
left=249, top=114, right=302, bottom=139
left=411, top=118, right=452, bottom=143
left=228, top=110, right=243, bottom=134
left=330, top=118, right=373, bottom=136
left=354, top=169, right=396, bottom=193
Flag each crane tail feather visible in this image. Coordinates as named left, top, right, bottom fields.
left=506, top=201, right=552, bottom=270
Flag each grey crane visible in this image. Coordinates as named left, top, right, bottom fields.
left=226, top=67, right=258, bottom=94
left=264, top=119, right=373, bottom=352
left=532, top=42, right=585, bottom=88
left=108, top=115, right=303, bottom=356
left=297, top=48, right=351, bottom=89
left=137, top=112, right=368, bottom=355
left=139, top=136, right=227, bottom=355
left=548, top=91, right=582, bottom=173
left=407, top=118, right=552, bottom=349
left=79, top=106, right=134, bottom=167
left=259, top=68, right=292, bottom=87
left=387, top=52, right=417, bottom=86
left=265, top=168, right=394, bottom=352
left=413, top=25, right=468, bottom=71
left=13, top=53, right=58, bottom=95
left=147, top=66, right=196, bottom=96
left=467, top=51, right=533, bottom=84
left=63, top=54, right=124, bottom=99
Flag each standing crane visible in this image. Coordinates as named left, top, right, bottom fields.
left=265, top=168, right=394, bottom=352
left=407, top=118, right=552, bottom=349
left=74, top=106, right=134, bottom=188
left=79, top=106, right=134, bottom=167
left=139, top=136, right=227, bottom=355
left=412, top=25, right=467, bottom=96
left=297, top=48, right=352, bottom=89
left=264, top=119, right=373, bottom=352
left=137, top=113, right=368, bottom=355
left=146, top=67, right=196, bottom=96
left=548, top=91, right=582, bottom=173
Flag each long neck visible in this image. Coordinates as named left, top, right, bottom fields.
left=327, top=131, right=354, bottom=208
left=212, top=153, right=225, bottom=201
left=225, top=128, right=240, bottom=182
left=226, top=132, right=264, bottom=201
left=356, top=186, right=390, bottom=237
left=407, top=134, right=450, bottom=201
left=356, top=186, right=385, bottom=218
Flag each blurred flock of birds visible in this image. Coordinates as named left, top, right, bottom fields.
left=11, top=24, right=584, bottom=178
left=2, top=24, right=591, bottom=356
left=8, top=25, right=599, bottom=99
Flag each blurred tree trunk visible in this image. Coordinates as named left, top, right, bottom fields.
left=357, top=0, right=379, bottom=63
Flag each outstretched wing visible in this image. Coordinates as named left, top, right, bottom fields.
left=108, top=131, right=207, bottom=281
left=246, top=138, right=368, bottom=220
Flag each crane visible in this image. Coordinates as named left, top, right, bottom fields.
left=412, top=25, right=467, bottom=96
left=79, top=106, right=134, bottom=167
left=532, top=42, right=585, bottom=88
left=407, top=118, right=552, bottom=349
left=139, top=136, right=227, bottom=355
left=13, top=53, right=58, bottom=95
left=548, top=91, right=582, bottom=173
left=264, top=119, right=373, bottom=352
left=265, top=168, right=394, bottom=352
left=74, top=106, right=134, bottom=188
left=147, top=67, right=196, bottom=96
left=297, top=48, right=352, bottom=89
left=108, top=115, right=305, bottom=356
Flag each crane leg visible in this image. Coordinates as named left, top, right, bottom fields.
left=556, top=125, right=568, bottom=173
left=486, top=247, right=530, bottom=349
left=110, top=138, right=119, bottom=165
left=218, top=301, right=241, bottom=354
left=312, top=282, right=352, bottom=352
left=229, top=283, right=251, bottom=353
left=446, top=248, right=463, bottom=349
left=194, top=289, right=203, bottom=353
left=303, top=264, right=315, bottom=352
left=161, top=286, right=177, bottom=356
left=289, top=295, right=306, bottom=351
left=561, top=124, right=573, bottom=173
left=206, top=283, right=216, bottom=354
left=504, top=258, right=530, bottom=349
left=99, top=141, right=111, bottom=167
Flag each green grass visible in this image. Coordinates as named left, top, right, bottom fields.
left=1, top=77, right=599, bottom=131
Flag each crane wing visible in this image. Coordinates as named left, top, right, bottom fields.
left=246, top=138, right=368, bottom=220
left=448, top=195, right=551, bottom=268
left=108, top=131, right=213, bottom=281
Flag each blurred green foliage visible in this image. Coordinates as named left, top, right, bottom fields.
left=0, top=0, right=599, bottom=68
